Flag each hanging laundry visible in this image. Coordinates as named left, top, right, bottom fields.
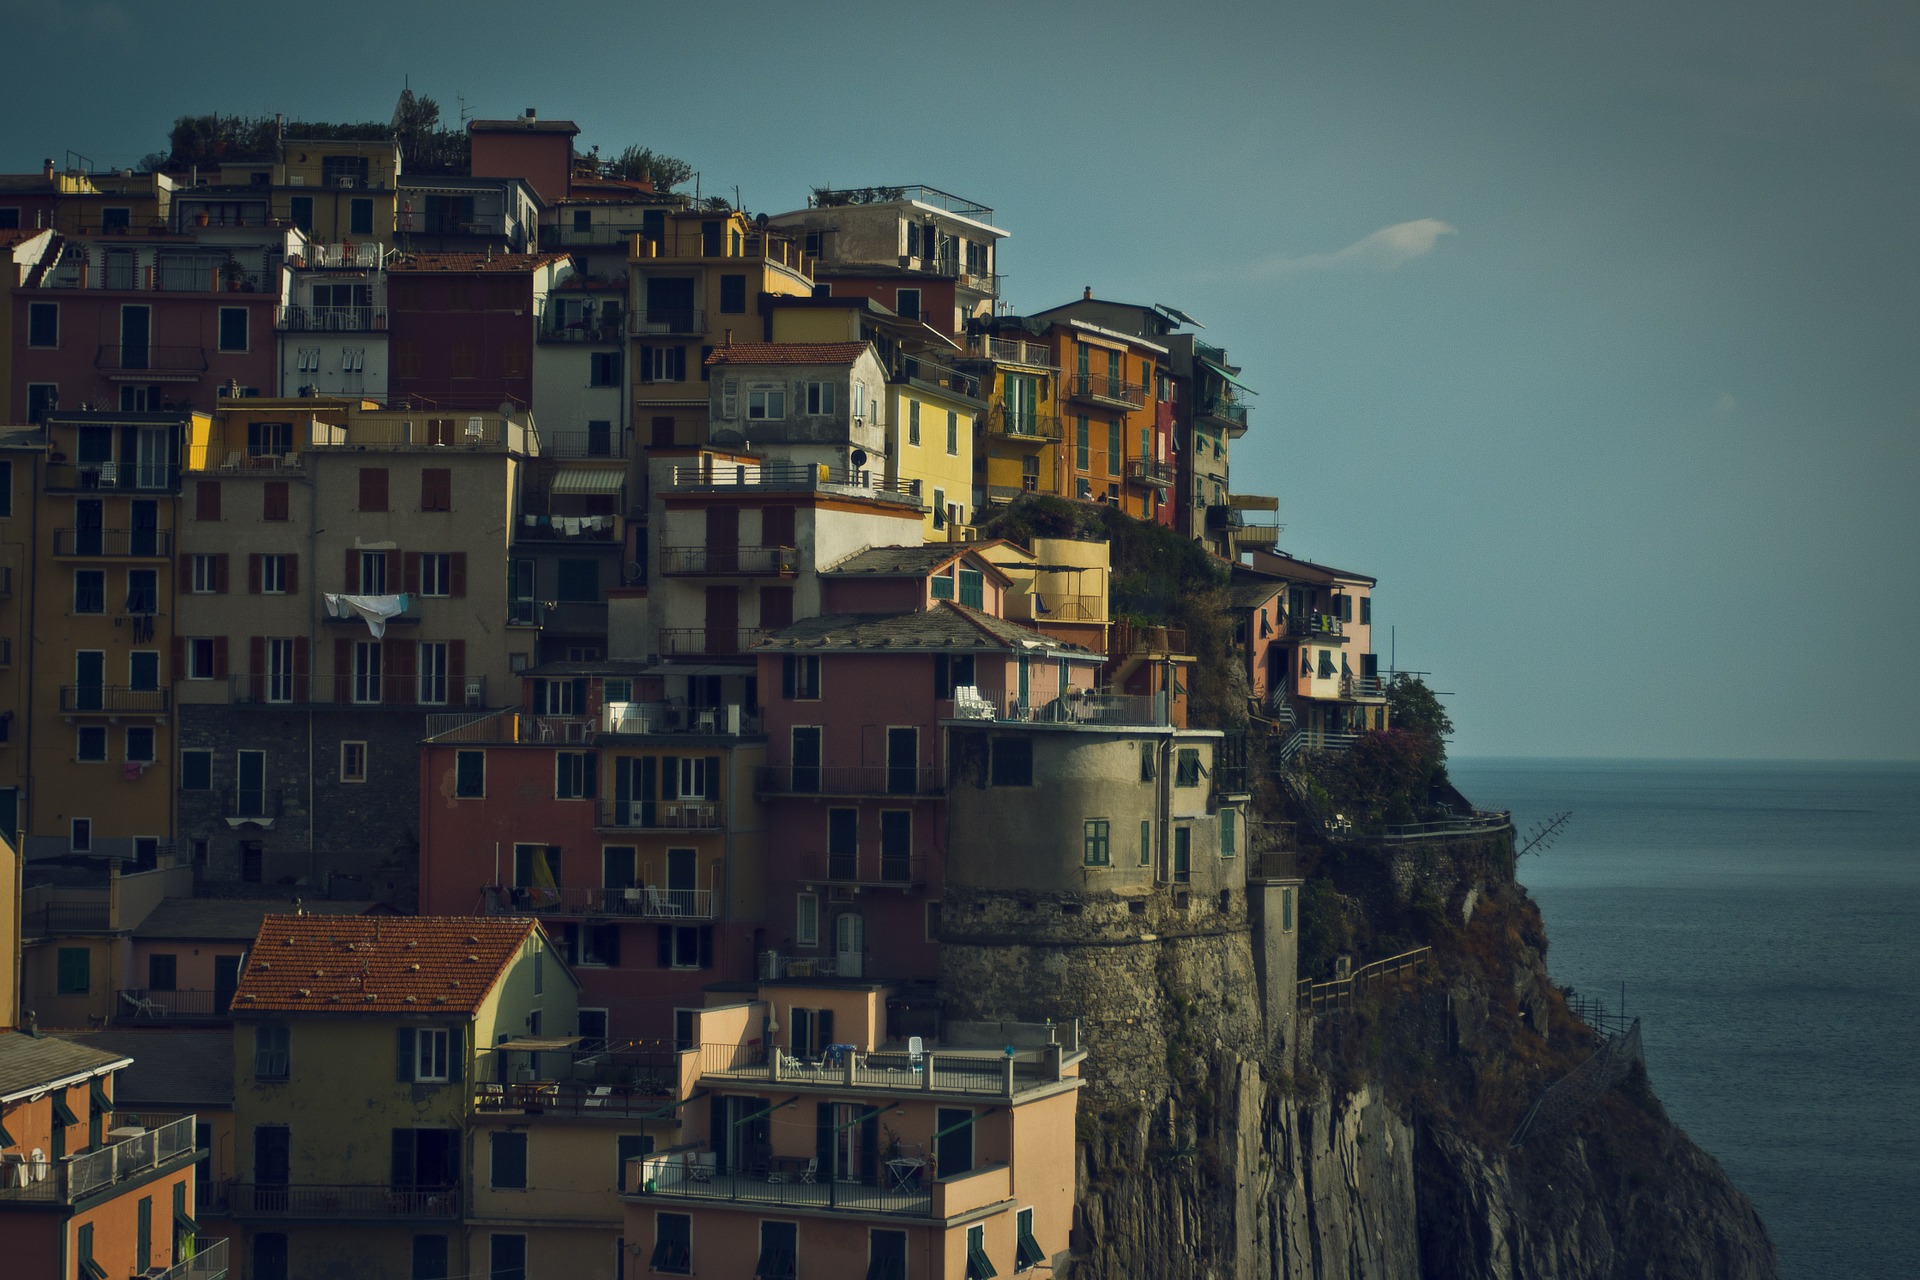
left=324, top=593, right=412, bottom=638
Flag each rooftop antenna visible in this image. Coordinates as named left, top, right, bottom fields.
left=457, top=93, right=473, bottom=127
left=1516, top=812, right=1572, bottom=858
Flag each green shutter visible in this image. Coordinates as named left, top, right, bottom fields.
left=448, top=1025, right=465, bottom=1084
left=396, top=1027, right=416, bottom=1082
left=136, top=1195, right=152, bottom=1272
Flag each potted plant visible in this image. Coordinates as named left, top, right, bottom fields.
left=221, top=257, right=246, bottom=291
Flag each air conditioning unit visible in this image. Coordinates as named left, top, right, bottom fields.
left=334, top=176, right=356, bottom=189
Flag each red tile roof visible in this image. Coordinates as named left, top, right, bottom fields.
left=231, top=916, right=538, bottom=1015
left=706, top=342, right=871, bottom=367
left=0, top=228, right=48, bottom=249
left=389, top=252, right=570, bottom=274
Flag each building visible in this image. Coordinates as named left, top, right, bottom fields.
left=227, top=914, right=577, bottom=1280
left=276, top=241, right=391, bottom=400
left=0, top=1030, right=214, bottom=1280
left=18, top=860, right=192, bottom=1031
left=958, top=320, right=1063, bottom=514
left=386, top=252, right=572, bottom=413
left=1237, top=550, right=1386, bottom=746
left=621, top=978, right=1078, bottom=1280
left=0, top=228, right=58, bottom=420
left=68, top=1027, right=237, bottom=1221
left=175, top=137, right=401, bottom=247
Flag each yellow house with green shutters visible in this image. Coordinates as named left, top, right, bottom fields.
left=228, top=914, right=578, bottom=1280
left=888, top=372, right=981, bottom=540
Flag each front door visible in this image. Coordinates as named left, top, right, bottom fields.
left=834, top=912, right=864, bottom=979
left=615, top=756, right=655, bottom=827
left=213, top=954, right=241, bottom=1013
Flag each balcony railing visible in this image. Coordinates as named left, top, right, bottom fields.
left=227, top=786, right=285, bottom=822
left=660, top=627, right=763, bottom=657
left=894, top=357, right=981, bottom=400
left=0, top=1116, right=196, bottom=1205
left=966, top=336, right=1056, bottom=369
left=515, top=514, right=621, bottom=542
left=1126, top=459, right=1175, bottom=489
left=1197, top=395, right=1250, bottom=433
left=276, top=305, right=387, bottom=331
left=115, top=987, right=230, bottom=1020
left=152, top=1236, right=227, bottom=1280
left=595, top=800, right=724, bottom=833
left=629, top=308, right=707, bottom=336
left=798, top=850, right=927, bottom=889
left=228, top=1183, right=461, bottom=1220
left=59, top=684, right=170, bottom=713
left=52, top=527, right=173, bottom=557
left=986, top=406, right=1061, bottom=441
left=603, top=701, right=761, bottom=737
left=1064, top=374, right=1146, bottom=409
left=45, top=463, right=182, bottom=493
left=1028, top=593, right=1102, bottom=622
left=1287, top=614, right=1346, bottom=641
left=307, top=416, right=523, bottom=451
left=226, top=674, right=487, bottom=708
left=695, top=1040, right=1075, bottom=1099
left=483, top=884, right=722, bottom=921
left=810, top=184, right=995, bottom=224
left=541, top=429, right=627, bottom=459
left=658, top=545, right=798, bottom=577
left=755, top=765, right=945, bottom=798
left=19, top=899, right=114, bottom=935
left=664, top=462, right=923, bottom=506
left=537, top=316, right=625, bottom=345
left=946, top=690, right=1170, bottom=728
left=94, top=344, right=209, bottom=375
left=1341, top=674, right=1386, bottom=700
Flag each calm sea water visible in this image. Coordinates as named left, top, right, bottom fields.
left=1448, top=758, right=1920, bottom=1280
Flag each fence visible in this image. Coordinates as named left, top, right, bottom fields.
left=228, top=1182, right=461, bottom=1219
left=1509, top=1019, right=1643, bottom=1147
left=1297, top=947, right=1431, bottom=1016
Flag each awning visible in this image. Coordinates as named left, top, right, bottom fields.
left=551, top=469, right=625, bottom=495
left=495, top=1035, right=582, bottom=1053
left=51, top=1096, right=79, bottom=1125
left=0, top=1118, right=14, bottom=1146
left=1199, top=358, right=1259, bottom=394
left=88, top=1080, right=113, bottom=1113
left=173, top=1207, right=198, bottom=1236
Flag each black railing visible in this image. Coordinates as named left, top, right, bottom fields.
left=658, top=546, right=798, bottom=576
left=629, top=309, right=706, bottom=335
left=45, top=463, right=182, bottom=493
left=755, top=765, right=945, bottom=798
left=276, top=305, right=387, bottom=332
left=94, top=344, right=208, bottom=374
left=52, top=528, right=172, bottom=556
left=987, top=406, right=1061, bottom=440
left=543, top=429, right=627, bottom=459
left=800, top=850, right=927, bottom=888
left=659, top=627, right=764, bottom=657
left=116, top=987, right=229, bottom=1019
left=1065, top=374, right=1146, bottom=408
left=60, top=685, right=169, bottom=713
left=595, top=800, right=725, bottom=833
left=228, top=1183, right=460, bottom=1220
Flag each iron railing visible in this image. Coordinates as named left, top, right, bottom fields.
left=45, top=463, right=182, bottom=493
left=660, top=627, right=764, bottom=657
left=116, top=987, right=229, bottom=1019
left=658, top=545, right=798, bottom=576
left=227, top=1182, right=461, bottom=1219
left=542, top=429, right=627, bottom=459
left=276, top=305, right=387, bottom=331
left=151, top=1236, right=227, bottom=1280
left=797, top=850, right=927, bottom=889
left=484, top=884, right=722, bottom=921
left=755, top=765, right=945, bottom=797
left=986, top=406, right=1061, bottom=440
left=966, top=336, right=1055, bottom=368
left=59, top=685, right=169, bottom=713
left=52, top=528, right=172, bottom=556
left=629, top=308, right=707, bottom=335
left=94, top=344, right=208, bottom=375
left=811, top=184, right=994, bottom=223
left=0, top=1116, right=196, bottom=1204
left=1126, top=459, right=1175, bottom=488
left=1287, top=613, right=1346, bottom=641
left=226, top=674, right=486, bottom=708
left=595, top=801, right=725, bottom=833
left=1298, top=947, right=1431, bottom=1016
left=664, top=461, right=923, bottom=505
left=1064, top=374, right=1146, bottom=408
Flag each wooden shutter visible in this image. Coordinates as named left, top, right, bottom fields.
left=285, top=554, right=298, bottom=593
left=450, top=552, right=467, bottom=598
left=448, top=640, right=466, bottom=691
left=395, top=1028, right=416, bottom=1082
left=403, top=552, right=420, bottom=595
left=249, top=637, right=265, bottom=702
left=656, top=926, right=672, bottom=968
left=344, top=548, right=360, bottom=593
left=213, top=554, right=229, bottom=594
left=196, top=480, right=220, bottom=521
left=263, top=481, right=288, bottom=521
left=294, top=637, right=310, bottom=691
left=248, top=554, right=262, bottom=594
left=760, top=586, right=793, bottom=631
left=763, top=505, right=795, bottom=548
left=171, top=638, right=184, bottom=680
left=384, top=639, right=415, bottom=705
left=212, top=636, right=229, bottom=679
left=697, top=925, right=714, bottom=969
left=175, top=556, right=191, bottom=593
left=359, top=467, right=388, bottom=512
left=333, top=637, right=351, bottom=703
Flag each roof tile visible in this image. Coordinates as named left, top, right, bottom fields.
left=230, top=916, right=537, bottom=1015
left=389, top=253, right=570, bottom=274
left=706, top=342, right=870, bottom=367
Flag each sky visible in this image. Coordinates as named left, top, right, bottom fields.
left=4, top=0, right=1917, bottom=761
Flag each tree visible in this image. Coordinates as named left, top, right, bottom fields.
left=1385, top=674, right=1452, bottom=756
left=606, top=145, right=694, bottom=192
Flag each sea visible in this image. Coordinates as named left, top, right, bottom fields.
left=1447, top=758, right=1920, bottom=1280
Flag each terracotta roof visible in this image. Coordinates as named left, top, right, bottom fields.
left=134, top=896, right=369, bottom=941
left=230, top=916, right=539, bottom=1016
left=0, top=1032, right=130, bottom=1102
left=706, top=342, right=871, bottom=367
left=754, top=602, right=1095, bottom=657
left=66, top=1031, right=232, bottom=1108
left=389, top=252, right=570, bottom=274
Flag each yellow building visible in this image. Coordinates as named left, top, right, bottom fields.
left=888, top=375, right=980, bottom=539
left=178, top=139, right=401, bottom=245
left=228, top=914, right=579, bottom=1280
left=959, top=328, right=1062, bottom=510
left=50, top=168, right=175, bottom=237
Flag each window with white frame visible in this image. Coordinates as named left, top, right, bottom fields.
left=187, top=637, right=218, bottom=680
left=418, top=553, right=451, bottom=597
left=415, top=1028, right=451, bottom=1082
left=556, top=751, right=596, bottom=800
left=353, top=641, right=382, bottom=703
left=341, top=348, right=366, bottom=374
left=341, top=741, right=368, bottom=783
left=417, top=642, right=448, bottom=705
left=360, top=550, right=389, bottom=594
left=797, top=892, right=819, bottom=948
left=296, top=348, right=321, bottom=373
left=747, top=387, right=786, bottom=420
left=803, top=381, right=835, bottom=415
left=259, top=554, right=287, bottom=593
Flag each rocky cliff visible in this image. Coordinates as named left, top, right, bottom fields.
left=940, top=806, right=1777, bottom=1279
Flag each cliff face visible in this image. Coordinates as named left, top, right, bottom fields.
left=940, top=827, right=1777, bottom=1280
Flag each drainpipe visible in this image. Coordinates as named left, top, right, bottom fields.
left=1156, top=732, right=1174, bottom=887
left=308, top=470, right=320, bottom=884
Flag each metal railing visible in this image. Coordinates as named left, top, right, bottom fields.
left=895, top=357, right=981, bottom=399
left=658, top=545, right=798, bottom=576
left=1298, top=947, right=1431, bottom=1016
left=484, top=884, right=722, bottom=921
left=755, top=765, right=945, bottom=797
left=228, top=1182, right=461, bottom=1219
left=93, top=344, right=209, bottom=374
left=0, top=1116, right=196, bottom=1204
left=115, top=988, right=228, bottom=1020
left=634, top=1152, right=934, bottom=1216
left=798, top=851, right=927, bottom=889
left=629, top=308, right=707, bottom=335
left=19, top=899, right=114, bottom=934
left=1064, top=374, right=1146, bottom=408
left=603, top=701, right=761, bottom=737
left=537, top=316, right=625, bottom=344
left=45, top=463, right=182, bottom=493
left=595, top=801, right=725, bottom=833
left=986, top=406, right=1061, bottom=440
left=59, top=684, right=169, bottom=713
left=307, top=417, right=518, bottom=450
left=665, top=461, right=923, bottom=505
left=1126, top=459, right=1175, bottom=488
left=515, top=515, right=621, bottom=542
left=1029, top=593, right=1102, bottom=622
left=227, top=674, right=486, bottom=708
left=1288, top=613, right=1346, bottom=640
left=1197, top=396, right=1249, bottom=431
left=543, top=429, right=627, bottom=459
left=967, top=336, right=1055, bottom=368
left=276, top=305, right=387, bottom=331
left=52, top=528, right=172, bottom=556
left=151, top=1236, right=227, bottom=1280
left=1341, top=674, right=1386, bottom=700
left=811, top=184, right=994, bottom=223
left=660, top=627, right=764, bottom=657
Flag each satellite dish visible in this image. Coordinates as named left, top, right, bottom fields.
left=851, top=449, right=868, bottom=468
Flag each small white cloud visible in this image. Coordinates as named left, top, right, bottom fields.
left=1261, top=219, right=1457, bottom=276
left=1715, top=392, right=1739, bottom=415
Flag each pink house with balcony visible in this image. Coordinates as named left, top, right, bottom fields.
left=1237, top=550, right=1386, bottom=745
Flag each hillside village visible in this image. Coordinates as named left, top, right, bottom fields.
left=0, top=103, right=1472, bottom=1280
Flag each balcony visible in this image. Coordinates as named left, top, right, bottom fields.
left=1209, top=506, right=1280, bottom=550
left=1026, top=593, right=1103, bottom=623
left=19, top=898, right=113, bottom=936
left=1126, top=459, right=1175, bottom=490
left=691, top=1034, right=1078, bottom=1099
left=226, top=673, right=487, bottom=708
left=307, top=416, right=530, bottom=452
left=227, top=1183, right=460, bottom=1221
left=537, top=317, right=625, bottom=345
left=985, top=405, right=1061, bottom=441
left=658, top=545, right=798, bottom=577
left=45, top=463, right=182, bottom=493
left=276, top=305, right=387, bottom=332
left=1341, top=674, right=1387, bottom=701
left=52, top=528, right=172, bottom=557
left=540, top=223, right=659, bottom=249
left=965, top=336, right=1056, bottom=369
left=1064, top=374, right=1146, bottom=410
left=894, top=356, right=981, bottom=400
left=603, top=701, right=761, bottom=737
left=754, top=765, right=945, bottom=798
left=660, top=627, right=763, bottom=658
left=0, top=1116, right=196, bottom=1205
left=595, top=800, right=725, bottom=834
left=628, top=308, right=707, bottom=336
left=662, top=461, right=923, bottom=510
left=60, top=684, right=170, bottom=714
left=114, top=987, right=231, bottom=1021
left=811, top=184, right=995, bottom=224
left=227, top=786, right=286, bottom=823
left=945, top=689, right=1171, bottom=728
left=797, top=850, right=927, bottom=890
left=94, top=344, right=209, bottom=379
left=152, top=1237, right=227, bottom=1280
left=1197, top=393, right=1250, bottom=435
left=541, top=429, right=627, bottom=460
left=515, top=514, right=621, bottom=542
left=482, top=883, right=722, bottom=921
left=1287, top=613, right=1346, bottom=642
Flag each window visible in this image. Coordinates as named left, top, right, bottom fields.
left=190, top=554, right=223, bottom=593
left=514, top=844, right=562, bottom=890
left=1015, top=1207, right=1046, bottom=1272
left=966, top=1225, right=997, bottom=1278
left=616, top=1133, right=651, bottom=1191
left=125, top=567, right=157, bottom=613
left=657, top=923, right=714, bottom=970
left=490, top=1131, right=528, bottom=1189
left=57, top=946, right=90, bottom=994
left=353, top=640, right=382, bottom=702
left=74, top=569, right=104, bottom=613
left=76, top=726, right=107, bottom=762
left=719, top=273, right=747, bottom=313
left=255, top=1024, right=290, bottom=1079
left=803, top=381, right=835, bottom=415
left=412, top=1235, right=450, bottom=1280
left=417, top=642, right=448, bottom=705
left=934, top=652, right=975, bottom=698
left=418, top=553, right=452, bottom=597
left=264, top=480, right=289, bottom=521
left=1175, top=748, right=1203, bottom=787
left=27, top=301, right=57, bottom=347
left=455, top=750, right=485, bottom=797
left=933, top=487, right=946, bottom=529
left=77, top=1222, right=105, bottom=1280
left=1282, top=885, right=1295, bottom=931
left=797, top=892, right=819, bottom=947
left=420, top=468, right=451, bottom=511
left=895, top=287, right=921, bottom=320
left=756, top=1221, right=797, bottom=1280
left=781, top=655, right=820, bottom=700
left=218, top=307, right=248, bottom=352
left=908, top=399, right=921, bottom=445
left=359, top=466, right=389, bottom=512
left=341, top=741, right=368, bottom=782
left=1361, top=596, right=1372, bottom=624
left=639, top=345, right=687, bottom=382
left=589, top=350, right=622, bottom=386
left=556, top=751, right=597, bottom=799
left=490, top=1233, right=526, bottom=1280
left=258, top=554, right=287, bottom=593
left=828, top=808, right=858, bottom=878
left=869, top=1229, right=908, bottom=1280
left=148, top=953, right=178, bottom=992
left=990, top=737, right=1033, bottom=786
left=1141, top=819, right=1153, bottom=866
left=1220, top=808, right=1238, bottom=858
left=948, top=408, right=959, bottom=454
left=181, top=750, right=212, bottom=790
left=360, top=550, right=389, bottom=594
left=930, top=574, right=954, bottom=600
left=572, top=922, right=619, bottom=967
left=253, top=1234, right=289, bottom=1280
left=126, top=726, right=155, bottom=763
left=1083, top=819, right=1111, bottom=867
left=958, top=569, right=983, bottom=610
left=1318, top=650, right=1336, bottom=678
left=1173, top=826, right=1192, bottom=884
left=748, top=387, right=786, bottom=420
left=652, top=1213, right=692, bottom=1274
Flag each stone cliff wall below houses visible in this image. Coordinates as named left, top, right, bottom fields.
left=936, top=826, right=1778, bottom=1279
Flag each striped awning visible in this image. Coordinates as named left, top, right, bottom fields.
left=551, top=468, right=625, bottom=495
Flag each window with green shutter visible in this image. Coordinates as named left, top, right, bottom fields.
left=1083, top=820, right=1110, bottom=867
left=1220, top=809, right=1237, bottom=858
left=56, top=947, right=89, bottom=994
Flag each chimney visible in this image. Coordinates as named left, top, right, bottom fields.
left=525, top=108, right=538, bottom=126
left=1083, top=286, right=1092, bottom=301
left=43, top=157, right=54, bottom=181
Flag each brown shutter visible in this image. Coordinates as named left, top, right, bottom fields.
left=344, top=548, right=360, bottom=593
left=295, top=636, right=310, bottom=700
left=213, top=554, right=229, bottom=594
left=176, top=556, right=191, bottom=593
left=403, top=552, right=420, bottom=595
left=249, top=637, right=265, bottom=702
left=248, top=554, right=262, bottom=595
left=384, top=639, right=415, bottom=705
left=285, top=555, right=298, bottom=593
left=333, top=637, right=351, bottom=703
left=212, top=636, right=229, bottom=679
left=450, top=552, right=467, bottom=598
left=761, top=585, right=794, bottom=631
left=359, top=467, right=388, bottom=512
left=171, top=638, right=184, bottom=680
left=263, top=481, right=289, bottom=521
left=196, top=480, right=221, bottom=521
left=449, top=639, right=466, bottom=693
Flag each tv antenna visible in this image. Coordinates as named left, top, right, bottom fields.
left=1516, top=811, right=1572, bottom=858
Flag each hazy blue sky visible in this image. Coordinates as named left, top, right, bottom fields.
left=6, top=0, right=1916, bottom=761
